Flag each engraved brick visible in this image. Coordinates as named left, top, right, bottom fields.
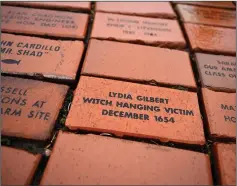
left=202, top=88, right=236, bottom=139
left=195, top=53, right=236, bottom=92
left=2, top=146, right=41, bottom=185
left=184, top=23, right=236, bottom=55
left=1, top=6, right=89, bottom=39
left=1, top=33, right=84, bottom=81
left=66, top=76, right=205, bottom=145
left=82, top=39, right=196, bottom=88
left=3, top=2, right=91, bottom=11
left=91, top=12, right=186, bottom=49
left=95, top=2, right=176, bottom=19
left=40, top=132, right=213, bottom=185
left=1, top=76, right=69, bottom=140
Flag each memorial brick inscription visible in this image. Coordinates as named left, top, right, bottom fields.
left=195, top=53, right=236, bottom=92
left=202, top=88, right=236, bottom=139
left=213, top=143, right=236, bottom=185
left=40, top=132, right=213, bottom=185
left=83, top=39, right=196, bottom=88
left=1, top=1, right=236, bottom=184
left=91, top=12, right=186, bottom=49
left=95, top=2, right=176, bottom=19
left=66, top=76, right=205, bottom=145
left=1, top=6, right=89, bottom=39
left=176, top=4, right=236, bottom=28
left=2, top=2, right=91, bottom=11
left=1, top=76, right=69, bottom=140
left=2, top=146, right=41, bottom=185
left=184, top=23, right=236, bottom=55
left=1, top=33, right=84, bottom=81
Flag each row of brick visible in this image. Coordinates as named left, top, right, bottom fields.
left=174, top=3, right=236, bottom=56
left=2, top=0, right=235, bottom=151
left=1, top=33, right=236, bottom=91
left=4, top=1, right=236, bottom=12
left=176, top=4, right=235, bottom=28
left=3, top=2, right=177, bottom=18
left=3, top=2, right=91, bottom=11
left=175, top=2, right=236, bottom=138
left=2, top=132, right=236, bottom=185
left=1, top=3, right=236, bottom=90
left=1, top=2, right=236, bottom=186
left=174, top=2, right=236, bottom=186
left=2, top=75, right=235, bottom=143
left=1, top=4, right=236, bottom=54
left=174, top=1, right=236, bottom=141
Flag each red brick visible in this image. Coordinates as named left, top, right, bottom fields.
left=82, top=39, right=196, bottom=88
left=3, top=2, right=91, bottom=11
left=66, top=76, right=205, bottom=145
left=195, top=53, right=236, bottom=92
left=184, top=23, right=236, bottom=55
left=213, top=143, right=236, bottom=185
left=1, top=76, right=69, bottom=140
left=176, top=4, right=236, bottom=28
left=1, top=33, right=84, bottom=81
left=91, top=12, right=186, bottom=49
left=1, top=6, right=89, bottom=39
left=174, top=1, right=236, bottom=9
left=2, top=146, right=41, bottom=185
left=40, top=131, right=212, bottom=185
left=95, top=2, right=176, bottom=19
left=202, top=88, right=236, bottom=139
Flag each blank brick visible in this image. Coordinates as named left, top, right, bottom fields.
left=184, top=23, right=236, bottom=55
left=174, top=1, right=235, bottom=9
left=95, top=2, right=176, bottom=19
left=2, top=146, right=41, bottom=185
left=176, top=4, right=236, bottom=28
left=40, top=131, right=213, bottom=185
left=213, top=143, right=236, bottom=185
left=82, top=39, right=196, bottom=88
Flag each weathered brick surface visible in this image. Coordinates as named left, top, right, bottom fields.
left=82, top=39, right=196, bottom=88
left=95, top=2, right=176, bottom=18
left=213, top=143, right=236, bottom=185
left=2, top=146, right=41, bottom=185
left=174, top=1, right=236, bottom=9
left=176, top=4, right=236, bottom=28
left=184, top=23, right=236, bottom=55
left=40, top=132, right=213, bottom=185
